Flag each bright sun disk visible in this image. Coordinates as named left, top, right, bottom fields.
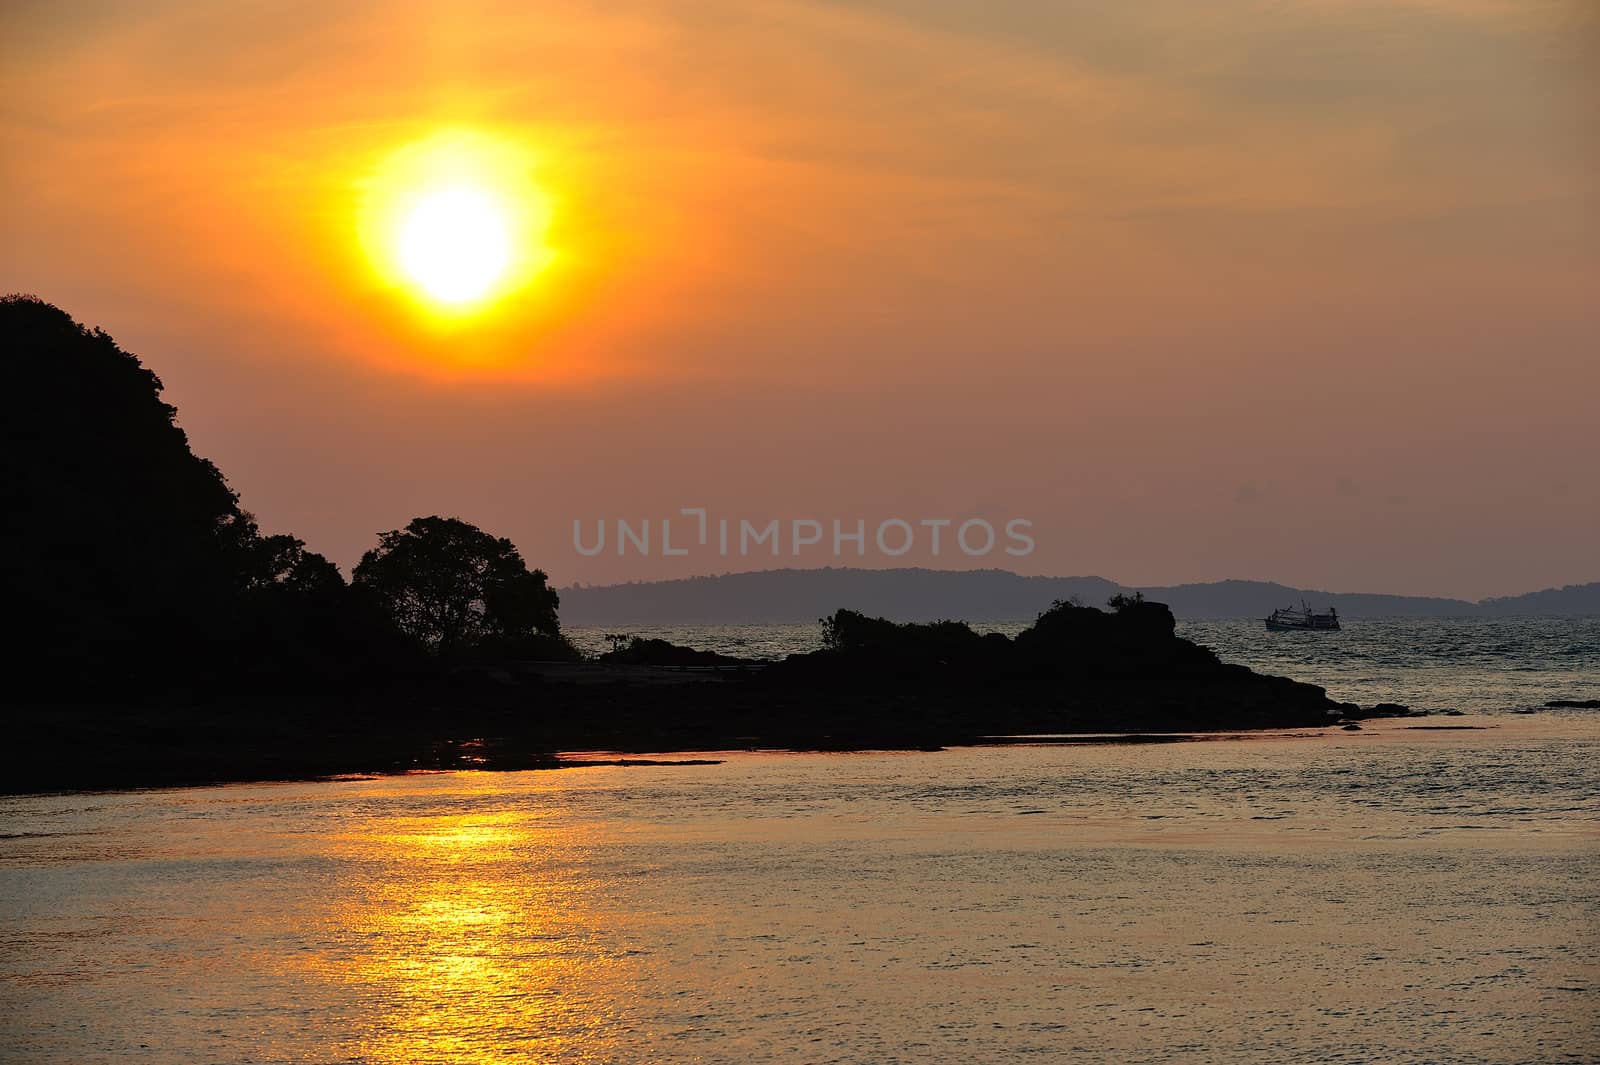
left=397, top=185, right=512, bottom=304
left=357, top=130, right=555, bottom=320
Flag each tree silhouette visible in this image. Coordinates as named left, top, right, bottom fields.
left=2, top=295, right=348, bottom=683
left=0, top=294, right=423, bottom=695
left=239, top=527, right=345, bottom=594
left=353, top=515, right=563, bottom=654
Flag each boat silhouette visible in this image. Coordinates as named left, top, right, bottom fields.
left=1265, top=601, right=1340, bottom=632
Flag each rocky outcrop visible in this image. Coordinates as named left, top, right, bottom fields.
left=748, top=600, right=1343, bottom=734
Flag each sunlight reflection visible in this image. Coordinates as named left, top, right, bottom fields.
left=316, top=787, right=641, bottom=1062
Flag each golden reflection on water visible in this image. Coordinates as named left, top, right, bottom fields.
left=12, top=723, right=1588, bottom=1062
left=322, top=792, right=638, bottom=1063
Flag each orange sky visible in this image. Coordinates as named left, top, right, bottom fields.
left=2, top=0, right=1596, bottom=598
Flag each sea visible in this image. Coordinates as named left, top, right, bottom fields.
left=2, top=617, right=1597, bottom=1063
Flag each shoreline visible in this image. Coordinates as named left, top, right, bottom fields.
left=5, top=712, right=1560, bottom=798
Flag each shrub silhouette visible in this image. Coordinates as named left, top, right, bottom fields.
left=819, top=609, right=985, bottom=661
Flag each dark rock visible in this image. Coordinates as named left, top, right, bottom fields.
left=1341, top=723, right=1362, bottom=731
left=1342, top=701, right=1416, bottom=721
left=597, top=636, right=755, bottom=668
left=1544, top=699, right=1600, bottom=709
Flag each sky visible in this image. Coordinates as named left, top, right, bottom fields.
left=2, top=0, right=1596, bottom=599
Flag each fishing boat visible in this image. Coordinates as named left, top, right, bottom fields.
left=1265, top=601, right=1340, bottom=632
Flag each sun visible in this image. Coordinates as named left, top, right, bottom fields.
left=358, top=130, right=554, bottom=315
left=397, top=185, right=512, bottom=304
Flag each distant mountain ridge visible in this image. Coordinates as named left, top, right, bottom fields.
left=556, top=568, right=1600, bottom=624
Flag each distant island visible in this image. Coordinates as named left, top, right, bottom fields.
left=557, top=569, right=1600, bottom=625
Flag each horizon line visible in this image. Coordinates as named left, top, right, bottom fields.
left=551, top=565, right=1600, bottom=606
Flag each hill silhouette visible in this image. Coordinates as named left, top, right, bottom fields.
left=557, top=569, right=1598, bottom=624
left=1477, top=583, right=1600, bottom=616
left=1, top=294, right=358, bottom=690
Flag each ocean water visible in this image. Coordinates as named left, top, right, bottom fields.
left=2, top=717, right=1596, bottom=1063
left=567, top=616, right=1600, bottom=714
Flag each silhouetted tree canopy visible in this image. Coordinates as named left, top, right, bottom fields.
left=5, top=296, right=241, bottom=666
left=353, top=515, right=567, bottom=656
left=1, top=294, right=376, bottom=691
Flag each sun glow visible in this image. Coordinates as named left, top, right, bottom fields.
left=359, top=130, right=554, bottom=315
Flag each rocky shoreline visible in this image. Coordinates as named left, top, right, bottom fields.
left=7, top=599, right=1442, bottom=795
